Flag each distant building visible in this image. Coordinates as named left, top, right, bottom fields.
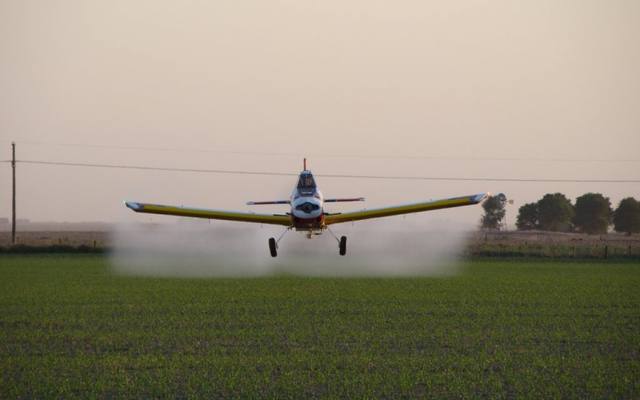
left=0, top=218, right=8, bottom=224
left=17, top=218, right=30, bottom=224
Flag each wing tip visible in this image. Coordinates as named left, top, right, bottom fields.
left=472, top=193, right=490, bottom=203
left=124, top=201, right=143, bottom=211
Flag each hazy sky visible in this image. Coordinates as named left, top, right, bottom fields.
left=1, top=0, right=639, bottom=227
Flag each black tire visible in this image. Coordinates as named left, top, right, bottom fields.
left=268, top=238, right=278, bottom=257
left=339, top=236, right=347, bottom=256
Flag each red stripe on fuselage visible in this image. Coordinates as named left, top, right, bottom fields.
left=291, top=213, right=324, bottom=230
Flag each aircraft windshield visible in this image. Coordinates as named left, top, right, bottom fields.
left=297, top=173, right=316, bottom=192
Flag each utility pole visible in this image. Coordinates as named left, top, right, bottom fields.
left=11, top=142, right=16, bottom=244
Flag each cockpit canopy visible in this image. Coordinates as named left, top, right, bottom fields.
left=297, top=172, right=316, bottom=195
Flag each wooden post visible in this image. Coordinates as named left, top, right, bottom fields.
left=11, top=142, right=16, bottom=245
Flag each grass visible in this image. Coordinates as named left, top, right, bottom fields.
left=1, top=255, right=639, bottom=398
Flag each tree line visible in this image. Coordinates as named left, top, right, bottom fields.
left=481, top=193, right=640, bottom=234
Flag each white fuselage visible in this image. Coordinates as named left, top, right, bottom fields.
left=290, top=189, right=323, bottom=219
left=289, top=171, right=325, bottom=231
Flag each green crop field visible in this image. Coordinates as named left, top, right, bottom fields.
left=1, top=255, right=639, bottom=398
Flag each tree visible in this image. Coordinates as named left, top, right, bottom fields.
left=516, top=202, right=538, bottom=230
left=573, top=193, right=612, bottom=234
left=537, top=193, right=574, bottom=232
left=613, top=197, right=640, bottom=235
left=481, top=193, right=507, bottom=230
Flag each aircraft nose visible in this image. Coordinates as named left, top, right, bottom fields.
left=296, top=201, right=320, bottom=214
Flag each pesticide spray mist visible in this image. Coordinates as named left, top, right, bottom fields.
left=110, top=218, right=472, bottom=278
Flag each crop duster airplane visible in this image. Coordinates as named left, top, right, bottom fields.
left=125, top=159, right=488, bottom=257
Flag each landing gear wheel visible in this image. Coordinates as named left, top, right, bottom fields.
left=339, top=236, right=347, bottom=256
left=268, top=237, right=278, bottom=257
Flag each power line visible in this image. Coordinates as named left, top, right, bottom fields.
left=11, top=140, right=640, bottom=163
left=323, top=174, right=640, bottom=184
left=18, top=160, right=297, bottom=177
left=15, top=140, right=295, bottom=158
left=17, top=159, right=640, bottom=184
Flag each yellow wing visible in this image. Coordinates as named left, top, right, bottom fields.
left=125, top=202, right=291, bottom=226
left=324, top=193, right=488, bottom=225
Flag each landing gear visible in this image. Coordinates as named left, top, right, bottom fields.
left=339, top=236, right=347, bottom=256
left=268, top=237, right=278, bottom=257
left=268, top=227, right=292, bottom=257
left=326, top=227, right=347, bottom=256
